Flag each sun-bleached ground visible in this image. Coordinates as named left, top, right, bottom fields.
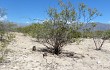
left=0, top=32, right=110, bottom=70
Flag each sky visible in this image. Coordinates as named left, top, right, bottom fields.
left=0, top=0, right=110, bottom=25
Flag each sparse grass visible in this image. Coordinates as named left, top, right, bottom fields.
left=0, top=32, right=15, bottom=63
left=0, top=56, right=4, bottom=63
left=75, top=38, right=83, bottom=45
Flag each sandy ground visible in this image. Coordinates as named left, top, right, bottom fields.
left=0, top=32, right=110, bottom=70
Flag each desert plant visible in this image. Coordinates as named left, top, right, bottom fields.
left=18, top=0, right=101, bottom=55
left=35, top=0, right=101, bottom=55
left=35, top=0, right=81, bottom=55
left=88, top=22, right=108, bottom=50
left=93, top=30, right=110, bottom=50
left=0, top=32, right=15, bottom=63
left=0, top=8, right=15, bottom=62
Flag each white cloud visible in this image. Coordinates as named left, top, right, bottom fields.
left=25, top=21, right=32, bottom=25
left=108, top=21, right=110, bottom=23
left=0, top=15, right=7, bottom=21
left=26, top=21, right=30, bottom=24
left=91, top=21, right=94, bottom=22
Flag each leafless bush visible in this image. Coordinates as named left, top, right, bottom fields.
left=93, top=36, right=108, bottom=50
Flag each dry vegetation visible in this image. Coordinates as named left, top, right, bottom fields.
left=1, top=0, right=110, bottom=70
left=0, top=33, right=110, bottom=70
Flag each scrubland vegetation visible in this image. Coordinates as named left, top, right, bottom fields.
left=16, top=0, right=108, bottom=55
left=0, top=8, right=16, bottom=62
left=1, top=0, right=110, bottom=70
left=0, top=22, right=15, bottom=63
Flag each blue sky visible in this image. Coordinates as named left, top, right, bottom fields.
left=0, top=0, right=110, bottom=24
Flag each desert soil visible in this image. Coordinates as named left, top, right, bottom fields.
left=0, top=32, right=110, bottom=70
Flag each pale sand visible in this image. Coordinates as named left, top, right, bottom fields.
left=0, top=32, right=110, bottom=70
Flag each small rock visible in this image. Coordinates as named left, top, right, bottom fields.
left=32, top=46, right=36, bottom=51
left=97, top=61, right=101, bottom=64
left=43, top=53, right=47, bottom=58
